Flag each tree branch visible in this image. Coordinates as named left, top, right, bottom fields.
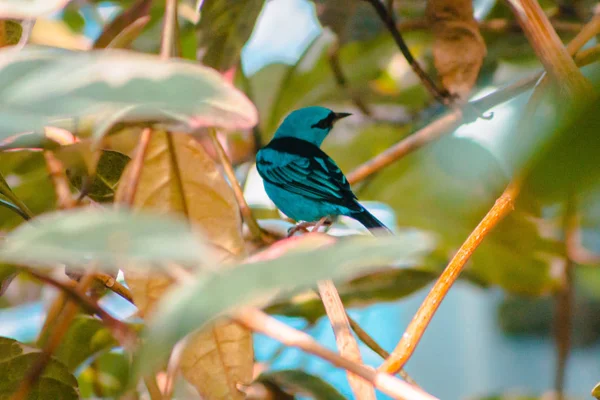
left=317, top=280, right=376, bottom=399
left=380, top=182, right=521, bottom=374
left=235, top=307, right=439, bottom=400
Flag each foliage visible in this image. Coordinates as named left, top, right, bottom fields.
left=0, top=0, right=598, bottom=399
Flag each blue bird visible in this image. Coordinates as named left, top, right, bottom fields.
left=256, top=106, right=391, bottom=234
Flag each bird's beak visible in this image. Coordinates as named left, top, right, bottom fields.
left=333, top=112, right=352, bottom=121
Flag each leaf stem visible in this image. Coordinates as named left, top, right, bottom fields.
left=317, top=280, right=376, bottom=399
left=44, top=150, right=76, bottom=209
left=380, top=181, right=521, bottom=374
left=235, top=307, right=439, bottom=400
left=160, top=0, right=178, bottom=60
left=363, top=0, right=452, bottom=106
left=118, top=127, right=152, bottom=206
left=208, top=129, right=268, bottom=243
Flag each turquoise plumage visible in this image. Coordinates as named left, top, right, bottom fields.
left=256, top=106, right=391, bottom=233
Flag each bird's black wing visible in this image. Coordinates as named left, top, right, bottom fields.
left=257, top=138, right=361, bottom=211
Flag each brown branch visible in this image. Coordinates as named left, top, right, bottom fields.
left=396, top=17, right=583, bottom=35
left=327, top=41, right=372, bottom=116
left=554, top=197, right=577, bottom=399
left=317, top=280, right=376, bottom=399
left=144, top=376, right=163, bottom=400
left=235, top=307, right=439, bottom=400
left=504, top=0, right=592, bottom=98
left=363, top=0, right=452, bottom=107
left=44, top=150, right=76, bottom=209
left=118, top=127, right=152, bottom=206
left=380, top=181, right=521, bottom=374
left=208, top=128, right=270, bottom=243
left=25, top=269, right=134, bottom=346
left=94, top=272, right=134, bottom=303
left=347, top=316, right=419, bottom=387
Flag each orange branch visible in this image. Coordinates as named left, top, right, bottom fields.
left=380, top=182, right=521, bottom=374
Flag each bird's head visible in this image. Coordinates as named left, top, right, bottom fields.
left=273, top=106, right=351, bottom=146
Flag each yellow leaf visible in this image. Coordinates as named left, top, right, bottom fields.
left=116, top=131, right=252, bottom=399
left=426, top=0, right=486, bottom=101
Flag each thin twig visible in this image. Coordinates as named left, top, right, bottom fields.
left=235, top=307, right=439, bottom=400
left=162, top=337, right=188, bottom=400
left=380, top=182, right=521, bottom=374
left=24, top=269, right=134, bottom=346
left=328, top=41, right=372, bottom=116
left=145, top=376, right=164, bottom=400
left=317, top=280, right=376, bottom=399
left=504, top=0, right=592, bottom=98
left=364, top=0, right=452, bottom=106
left=160, top=0, right=178, bottom=60
left=118, top=127, right=152, bottom=206
left=94, top=272, right=134, bottom=303
left=12, top=273, right=96, bottom=400
left=347, top=316, right=419, bottom=387
left=554, top=196, right=577, bottom=399
left=44, top=150, right=76, bottom=209
left=208, top=129, right=268, bottom=243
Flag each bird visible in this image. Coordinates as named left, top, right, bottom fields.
left=256, top=106, right=391, bottom=234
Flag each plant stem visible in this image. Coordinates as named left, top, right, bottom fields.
left=118, top=127, right=152, bottom=206
left=317, top=280, right=376, bottom=399
left=44, top=150, right=75, bottom=209
left=380, top=181, right=521, bottom=374
left=208, top=129, right=268, bottom=243
left=235, top=307, right=439, bottom=400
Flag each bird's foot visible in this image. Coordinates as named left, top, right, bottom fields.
left=287, top=218, right=332, bottom=237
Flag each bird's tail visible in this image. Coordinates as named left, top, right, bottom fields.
left=352, top=208, right=393, bottom=235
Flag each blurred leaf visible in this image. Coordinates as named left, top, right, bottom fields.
left=0, top=264, right=17, bottom=296
left=0, top=171, right=33, bottom=220
left=93, top=0, right=152, bottom=49
left=54, top=315, right=118, bottom=371
left=266, top=268, right=437, bottom=323
left=257, top=369, right=345, bottom=400
left=593, top=382, right=600, bottom=400
left=0, top=0, right=71, bottom=18
left=314, top=0, right=383, bottom=43
left=426, top=0, right=486, bottom=100
left=78, top=352, right=129, bottom=398
left=30, top=18, right=91, bottom=50
left=0, top=47, right=258, bottom=139
left=62, top=5, right=85, bottom=33
left=326, top=129, right=557, bottom=295
left=0, top=20, right=21, bottom=47
left=137, top=232, right=434, bottom=375
left=115, top=130, right=252, bottom=400
left=498, top=294, right=600, bottom=347
left=0, top=336, right=78, bottom=398
left=66, top=149, right=131, bottom=202
left=197, top=0, right=265, bottom=71
left=522, top=94, right=600, bottom=204
left=0, top=151, right=54, bottom=230
left=249, top=33, right=397, bottom=135
left=0, top=209, right=211, bottom=270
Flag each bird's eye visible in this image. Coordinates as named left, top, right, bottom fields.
left=311, top=112, right=336, bottom=130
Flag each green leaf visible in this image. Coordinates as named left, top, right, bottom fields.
left=0, top=263, right=17, bottom=296
left=266, top=268, right=437, bottom=323
left=137, top=232, right=434, bottom=375
left=93, top=0, right=152, bottom=49
left=78, top=352, right=130, bottom=398
left=53, top=315, right=119, bottom=371
left=257, top=369, right=345, bottom=400
left=62, top=5, right=85, bottom=33
left=106, top=16, right=152, bottom=49
left=197, top=0, right=265, bottom=71
left=0, top=20, right=22, bottom=46
left=0, top=0, right=71, bottom=18
left=0, top=47, right=258, bottom=139
left=0, top=209, right=212, bottom=270
left=0, top=336, right=78, bottom=399
left=66, top=149, right=131, bottom=202
left=0, top=171, right=33, bottom=220
left=592, top=381, right=600, bottom=400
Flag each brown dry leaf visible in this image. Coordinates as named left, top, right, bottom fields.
left=115, top=130, right=252, bottom=400
left=426, top=0, right=486, bottom=101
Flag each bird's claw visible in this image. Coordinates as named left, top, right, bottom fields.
left=287, top=218, right=332, bottom=237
